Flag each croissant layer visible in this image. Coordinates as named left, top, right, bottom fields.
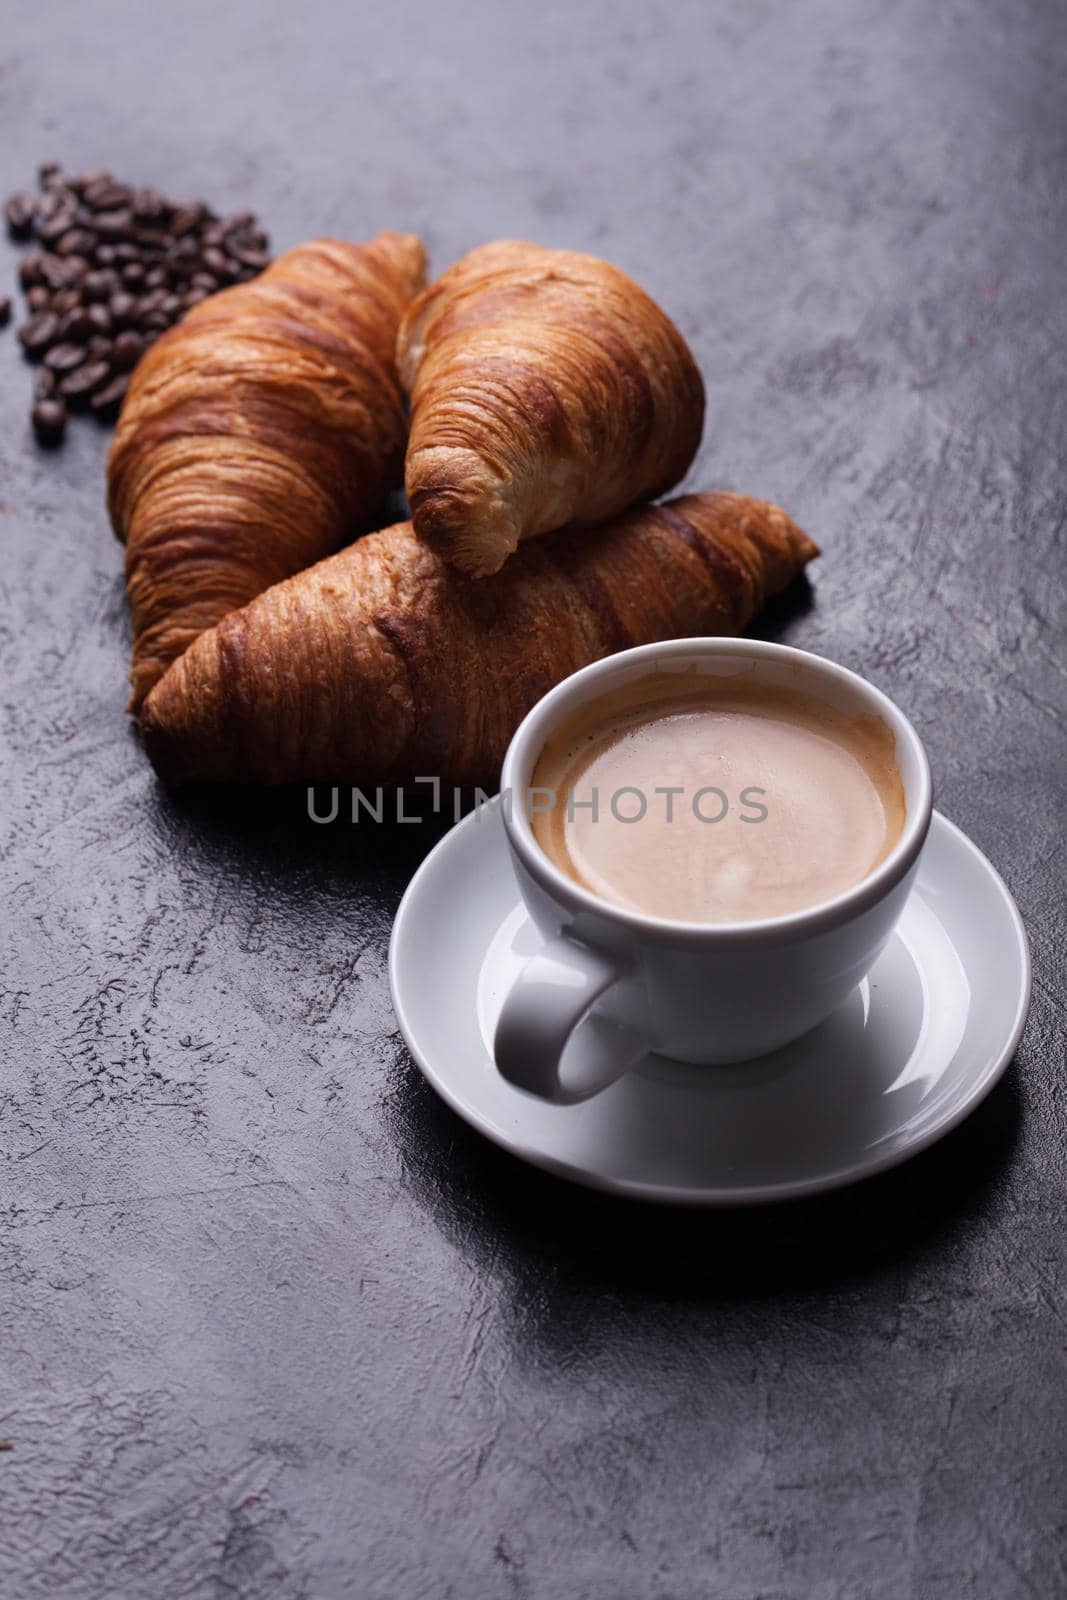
left=108, top=232, right=427, bottom=709
left=140, top=492, right=817, bottom=788
left=397, top=241, right=706, bottom=577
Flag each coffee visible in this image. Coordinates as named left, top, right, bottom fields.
left=530, top=675, right=905, bottom=923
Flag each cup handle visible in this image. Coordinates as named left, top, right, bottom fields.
left=493, top=934, right=646, bottom=1105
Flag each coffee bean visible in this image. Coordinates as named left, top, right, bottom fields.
left=0, top=295, right=10, bottom=327
left=72, top=168, right=110, bottom=195
left=121, top=262, right=145, bottom=288
left=59, top=359, right=111, bottom=406
left=35, top=187, right=67, bottom=223
left=109, top=292, right=136, bottom=329
left=182, top=288, right=209, bottom=310
left=113, top=243, right=139, bottom=264
left=85, top=303, right=111, bottom=336
left=142, top=311, right=169, bottom=333
left=111, top=329, right=144, bottom=370
left=94, top=243, right=117, bottom=266
left=4, top=191, right=36, bottom=239
left=19, top=251, right=45, bottom=289
left=39, top=256, right=75, bottom=292
left=56, top=227, right=96, bottom=258
left=88, top=182, right=131, bottom=213
left=159, top=293, right=183, bottom=319
left=18, top=311, right=59, bottom=356
left=88, top=335, right=112, bottom=360
left=34, top=367, right=56, bottom=400
left=90, top=373, right=130, bottom=417
left=82, top=176, right=117, bottom=208
left=170, top=205, right=203, bottom=237
left=32, top=398, right=67, bottom=446
left=200, top=246, right=230, bottom=279
left=229, top=243, right=270, bottom=271
left=82, top=269, right=117, bottom=302
left=37, top=206, right=78, bottom=246
left=61, top=255, right=90, bottom=285
left=143, top=266, right=167, bottom=291
left=37, top=160, right=62, bottom=186
left=50, top=288, right=80, bottom=316
left=190, top=271, right=218, bottom=292
left=26, top=285, right=49, bottom=312
left=59, top=307, right=95, bottom=342
left=43, top=341, right=85, bottom=374
left=93, top=208, right=134, bottom=242
left=132, top=187, right=166, bottom=222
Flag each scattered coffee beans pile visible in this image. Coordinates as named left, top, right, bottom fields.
left=4, top=163, right=270, bottom=446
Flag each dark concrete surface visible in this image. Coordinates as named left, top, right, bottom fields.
left=1, top=1, right=1065, bottom=1596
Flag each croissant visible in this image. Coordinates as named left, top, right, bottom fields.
left=108, top=231, right=427, bottom=709
left=139, top=492, right=816, bottom=788
left=396, top=241, right=706, bottom=577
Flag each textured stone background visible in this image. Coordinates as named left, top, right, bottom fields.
left=1, top=1, right=1064, bottom=1596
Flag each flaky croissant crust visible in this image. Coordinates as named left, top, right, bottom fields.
left=397, top=240, right=706, bottom=577
left=140, top=491, right=817, bottom=789
left=108, top=232, right=427, bottom=709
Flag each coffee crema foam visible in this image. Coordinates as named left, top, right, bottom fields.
left=530, top=675, right=906, bottom=924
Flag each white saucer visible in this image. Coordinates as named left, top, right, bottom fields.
left=389, top=800, right=1030, bottom=1205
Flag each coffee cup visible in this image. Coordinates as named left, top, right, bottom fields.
left=493, top=638, right=933, bottom=1102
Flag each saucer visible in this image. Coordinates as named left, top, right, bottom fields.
left=388, top=800, right=1030, bottom=1205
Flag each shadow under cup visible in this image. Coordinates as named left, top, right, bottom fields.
left=498, top=639, right=934, bottom=1073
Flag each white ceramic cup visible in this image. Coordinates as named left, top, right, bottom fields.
left=493, top=638, right=933, bottom=1103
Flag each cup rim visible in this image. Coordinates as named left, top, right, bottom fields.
left=499, top=638, right=934, bottom=944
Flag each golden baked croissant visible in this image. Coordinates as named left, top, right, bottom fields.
left=396, top=241, right=706, bottom=577
left=108, top=232, right=427, bottom=709
left=140, top=492, right=816, bottom=787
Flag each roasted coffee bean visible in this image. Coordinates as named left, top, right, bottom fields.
left=142, top=311, right=169, bottom=333
left=19, top=251, right=45, bottom=289
left=35, top=187, right=67, bottom=224
left=59, top=359, right=110, bottom=406
left=86, top=303, right=111, bottom=336
left=37, top=206, right=77, bottom=245
left=61, top=255, right=90, bottom=285
left=72, top=168, right=110, bottom=195
left=55, top=227, right=95, bottom=257
left=93, top=208, right=133, bottom=242
left=143, top=266, right=167, bottom=291
left=18, top=311, right=59, bottom=356
left=121, top=261, right=145, bottom=289
left=87, top=181, right=131, bottom=213
left=108, top=292, right=136, bottom=329
left=50, top=288, right=80, bottom=316
left=88, top=335, right=112, bottom=360
left=136, top=227, right=168, bottom=253
left=82, top=176, right=117, bottom=208
left=43, top=341, right=85, bottom=374
left=4, top=191, right=36, bottom=239
left=131, top=187, right=166, bottom=222
left=159, top=293, right=183, bottom=319
left=0, top=295, right=10, bottom=327
left=32, top=398, right=67, bottom=445
left=90, top=373, right=129, bottom=416
left=200, top=246, right=230, bottom=279
left=39, top=256, right=74, bottom=292
left=111, top=329, right=144, bottom=370
left=228, top=242, right=270, bottom=271
left=170, top=205, right=203, bottom=237
left=34, top=367, right=56, bottom=400
left=82, top=268, right=117, bottom=302
left=38, top=160, right=62, bottom=186
left=58, top=307, right=95, bottom=342
left=190, top=271, right=218, bottom=292
left=182, top=288, right=209, bottom=310
left=26, top=285, right=49, bottom=312
left=94, top=243, right=117, bottom=266
left=113, top=243, right=139, bottom=263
